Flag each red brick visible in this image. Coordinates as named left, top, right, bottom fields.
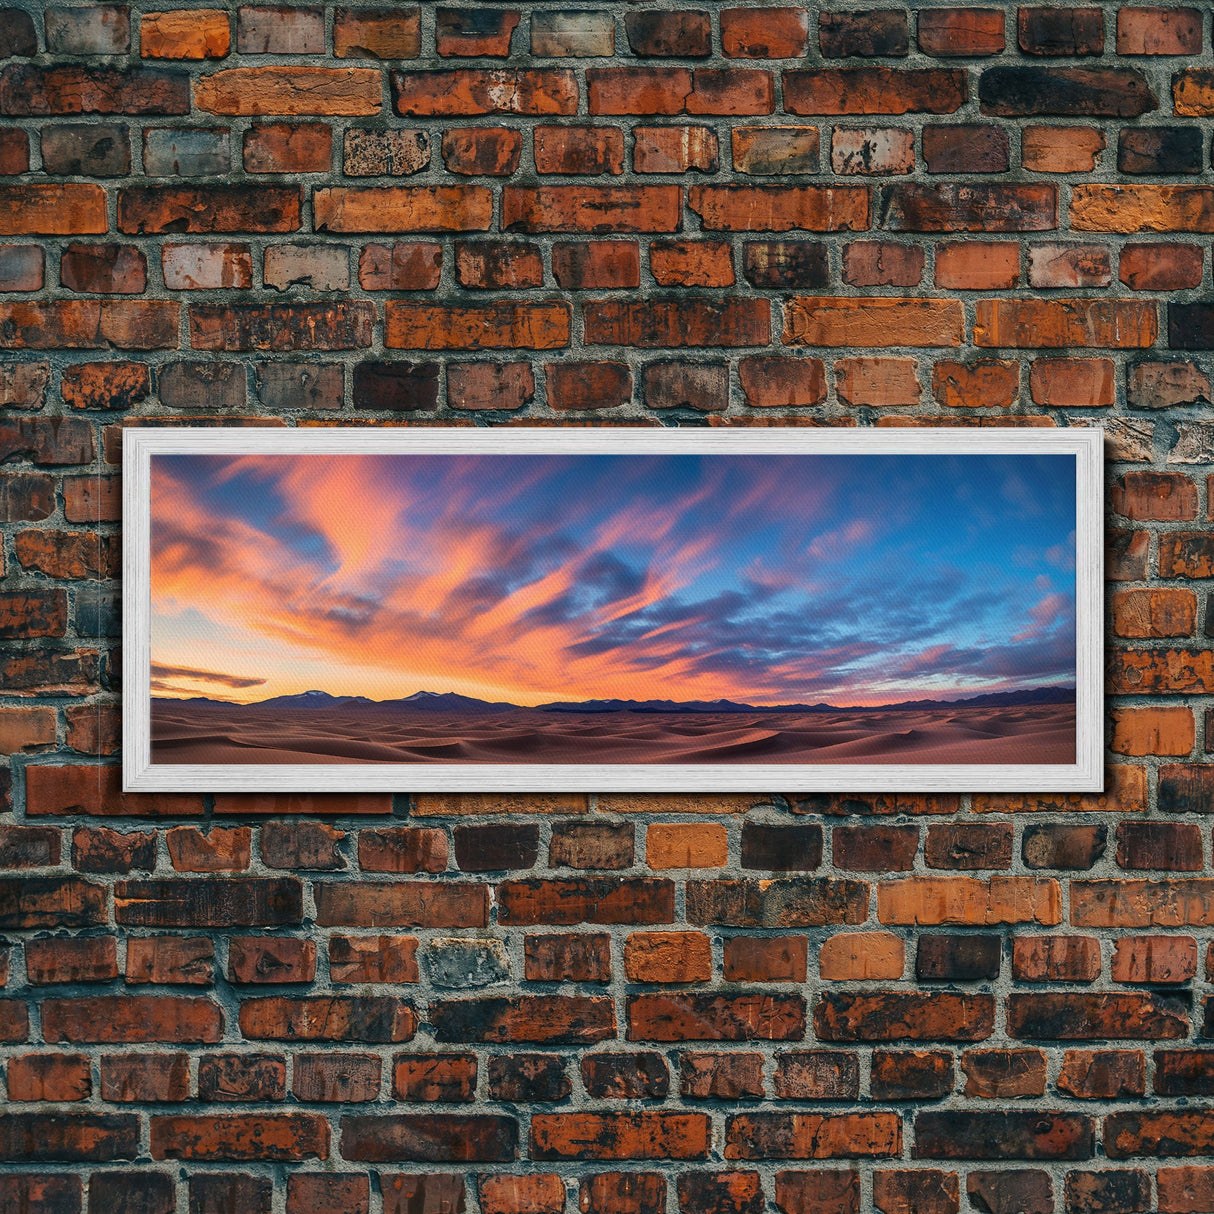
left=25, top=936, right=114, bottom=986
left=436, top=8, right=519, bottom=56
left=689, top=185, right=867, bottom=231
left=1120, top=242, right=1203, bottom=290
left=151, top=1113, right=328, bottom=1161
left=1113, top=471, right=1198, bottom=521
left=42, top=996, right=222, bottom=1043
left=315, top=880, right=487, bottom=926
left=919, top=9, right=1005, bottom=56
left=386, top=301, right=569, bottom=350
left=0, top=64, right=190, bottom=115
left=552, top=241, right=640, bottom=289
left=628, top=993, right=805, bottom=1042
left=315, top=186, right=491, bottom=233
left=240, top=996, right=415, bottom=1043
left=843, top=241, right=923, bottom=287
left=1012, top=935, right=1101, bottom=982
left=442, top=128, right=522, bottom=175
left=334, top=9, right=420, bottom=59
left=585, top=299, right=769, bottom=348
left=141, top=9, right=231, bottom=59
left=7, top=1053, right=91, bottom=1101
left=292, top=1052, right=381, bottom=1103
left=455, top=241, right=543, bottom=290
left=935, top=241, right=1020, bottom=289
left=726, top=1111, right=901, bottom=1160
left=836, top=357, right=920, bottom=407
left=548, top=361, right=632, bottom=411
left=1111, top=706, right=1195, bottom=756
left=287, top=1175, right=368, bottom=1214
left=0, top=300, right=179, bottom=350
left=228, top=937, right=317, bottom=983
left=329, top=935, right=418, bottom=984
left=60, top=243, right=147, bottom=294
left=243, top=123, right=332, bottom=172
left=394, top=69, right=576, bottom=116
left=340, top=1113, right=517, bottom=1162
left=532, top=1111, right=710, bottom=1161
left=832, top=128, right=914, bottom=175
left=504, top=185, right=680, bottom=233
left=190, top=302, right=374, bottom=351
left=651, top=240, right=734, bottom=287
left=1113, top=935, right=1198, bottom=984
left=0, top=245, right=42, bottom=291
left=126, top=937, right=213, bottom=986
left=1058, top=1050, right=1145, bottom=1099
left=786, top=298, right=963, bottom=347
left=634, top=125, right=718, bottom=173
left=784, top=68, right=967, bottom=114
left=480, top=1175, right=564, bottom=1214
left=119, top=185, right=300, bottom=233
left=447, top=362, right=534, bottom=411
left=358, top=242, right=441, bottom=291
left=393, top=1053, right=476, bottom=1101
left=932, top=359, right=1019, bottom=408
left=196, top=66, right=380, bottom=115
left=974, top=298, right=1157, bottom=348
left=166, top=825, right=252, bottom=872
left=721, top=8, right=809, bottom=57
left=1118, top=6, right=1202, bottom=54
left=0, top=128, right=28, bottom=174
left=1113, top=588, right=1197, bottom=638
left=873, top=1171, right=959, bottom=1214
left=1029, top=357, right=1115, bottom=406
left=524, top=933, right=612, bottom=983
left=588, top=68, right=773, bottom=116
left=534, top=125, right=622, bottom=175
left=1028, top=241, right=1112, bottom=288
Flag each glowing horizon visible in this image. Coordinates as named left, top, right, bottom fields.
left=149, top=451, right=1078, bottom=709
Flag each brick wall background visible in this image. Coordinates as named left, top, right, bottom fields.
left=2, top=2, right=1214, bottom=1212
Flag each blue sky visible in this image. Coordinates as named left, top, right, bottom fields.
left=150, top=451, right=1077, bottom=706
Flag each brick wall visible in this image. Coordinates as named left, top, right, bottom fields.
left=2, top=2, right=1214, bottom=1212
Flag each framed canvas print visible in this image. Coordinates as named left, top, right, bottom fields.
left=124, top=426, right=1102, bottom=793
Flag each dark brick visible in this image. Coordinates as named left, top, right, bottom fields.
left=1018, top=7, right=1104, bottom=55
left=189, top=1175, right=271, bottom=1214
left=742, top=241, right=829, bottom=288
left=912, top=1111, right=1093, bottom=1160
left=916, top=935, right=1002, bottom=981
left=870, top=1050, right=954, bottom=1101
left=352, top=360, right=440, bottom=410
left=487, top=1053, right=571, bottom=1101
left=1119, top=126, right=1203, bottom=174
left=42, top=123, right=131, bottom=176
left=820, top=10, right=909, bottom=57
left=1022, top=824, right=1107, bottom=870
left=453, top=823, right=540, bottom=871
left=740, top=823, right=823, bottom=871
left=625, top=11, right=712, bottom=57
left=582, top=1051, right=670, bottom=1099
left=979, top=66, right=1158, bottom=117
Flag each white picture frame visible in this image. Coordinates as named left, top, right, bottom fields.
left=124, top=426, right=1103, bottom=793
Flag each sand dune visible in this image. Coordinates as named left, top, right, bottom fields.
left=151, top=702, right=1076, bottom=766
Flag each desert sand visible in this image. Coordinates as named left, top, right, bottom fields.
left=150, top=701, right=1076, bottom=766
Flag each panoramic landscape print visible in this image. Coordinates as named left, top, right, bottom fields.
left=148, top=449, right=1078, bottom=767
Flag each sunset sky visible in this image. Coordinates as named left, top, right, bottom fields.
left=149, top=451, right=1077, bottom=708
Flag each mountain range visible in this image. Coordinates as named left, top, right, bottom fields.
left=155, top=686, right=1076, bottom=714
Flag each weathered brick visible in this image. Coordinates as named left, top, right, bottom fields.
left=196, top=66, right=381, bottom=116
